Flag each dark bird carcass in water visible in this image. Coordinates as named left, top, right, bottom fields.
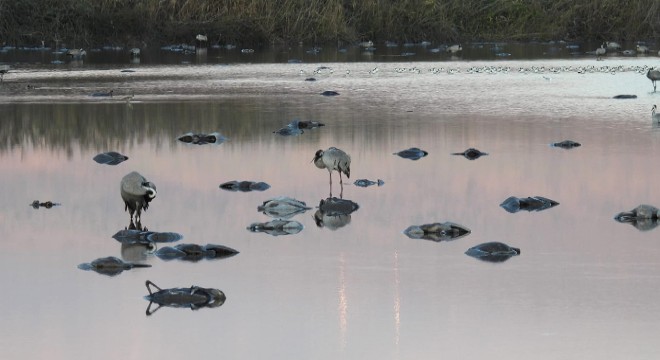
left=30, top=200, right=60, bottom=209
left=258, top=196, right=312, bottom=219
left=551, top=140, right=581, bottom=149
left=394, top=147, right=428, bottom=160
left=112, top=229, right=183, bottom=245
left=177, top=132, right=227, bottom=145
left=500, top=196, right=559, bottom=213
left=144, top=280, right=226, bottom=316
left=614, top=204, right=660, bottom=231
left=78, top=256, right=151, bottom=276
left=120, top=171, right=157, bottom=224
left=353, top=179, right=384, bottom=187
left=247, top=219, right=304, bottom=236
left=451, top=148, right=488, bottom=160
left=403, top=222, right=471, bottom=242
left=313, top=147, right=351, bottom=185
left=93, top=151, right=129, bottom=165
left=155, top=243, right=239, bottom=261
left=465, top=242, right=520, bottom=263
left=220, top=180, right=270, bottom=192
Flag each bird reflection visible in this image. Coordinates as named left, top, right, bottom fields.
left=313, top=197, right=359, bottom=230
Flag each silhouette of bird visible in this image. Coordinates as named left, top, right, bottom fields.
left=66, top=48, right=87, bottom=58
left=120, top=171, right=157, bottom=223
left=595, top=43, right=606, bottom=60
left=313, top=147, right=351, bottom=185
left=653, top=105, right=660, bottom=123
left=647, top=68, right=660, bottom=92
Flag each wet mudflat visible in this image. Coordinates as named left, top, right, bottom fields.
left=2, top=56, right=660, bottom=359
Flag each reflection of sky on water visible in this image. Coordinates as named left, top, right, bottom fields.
left=2, top=61, right=660, bottom=359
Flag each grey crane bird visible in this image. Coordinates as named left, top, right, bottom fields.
left=313, top=147, right=351, bottom=185
left=120, top=171, right=157, bottom=223
left=653, top=105, right=660, bottom=122
left=647, top=68, right=660, bottom=92
left=595, top=43, right=606, bottom=60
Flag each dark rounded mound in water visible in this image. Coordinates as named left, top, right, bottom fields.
left=500, top=196, right=559, bottom=213
left=404, top=222, right=471, bottom=242
left=452, top=148, right=488, bottom=160
left=178, top=132, right=227, bottom=145
left=321, top=90, right=339, bottom=96
left=551, top=140, right=581, bottom=149
left=305, top=77, right=316, bottom=81
left=394, top=147, right=428, bottom=160
left=614, top=204, right=660, bottom=231
left=613, top=95, right=637, bottom=99
left=93, top=151, right=129, bottom=165
left=465, top=242, right=520, bottom=263
left=220, top=180, right=270, bottom=192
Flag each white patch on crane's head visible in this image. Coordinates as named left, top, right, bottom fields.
left=142, top=182, right=157, bottom=198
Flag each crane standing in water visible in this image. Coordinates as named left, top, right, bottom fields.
left=647, top=68, right=660, bottom=92
left=313, top=147, right=351, bottom=188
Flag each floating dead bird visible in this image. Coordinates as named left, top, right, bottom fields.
left=313, top=197, right=359, bottom=230
left=155, top=243, right=239, bottom=261
left=258, top=196, right=312, bottom=219
left=551, top=140, right=581, bottom=149
left=353, top=179, right=385, bottom=187
left=30, top=200, right=60, bottom=209
left=220, top=181, right=270, bottom=192
left=247, top=219, right=304, bottom=236
left=465, top=242, right=520, bottom=263
left=451, top=148, right=488, bottom=160
left=273, top=121, right=304, bottom=136
left=112, top=229, right=183, bottom=245
left=394, top=147, right=428, bottom=160
left=614, top=204, right=660, bottom=231
left=177, top=132, right=227, bottom=145
left=78, top=256, right=151, bottom=276
left=403, top=222, right=471, bottom=242
left=144, top=280, right=226, bottom=316
left=500, top=196, right=559, bottom=213
left=93, top=151, right=129, bottom=165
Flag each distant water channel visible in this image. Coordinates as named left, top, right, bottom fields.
left=2, top=42, right=660, bottom=360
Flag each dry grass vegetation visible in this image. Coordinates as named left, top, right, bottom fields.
left=1, top=0, right=659, bottom=47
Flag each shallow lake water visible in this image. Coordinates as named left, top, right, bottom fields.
left=2, top=50, right=660, bottom=359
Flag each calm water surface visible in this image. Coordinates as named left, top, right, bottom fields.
left=2, top=56, right=660, bottom=360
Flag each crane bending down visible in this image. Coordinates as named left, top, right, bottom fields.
left=313, top=147, right=351, bottom=185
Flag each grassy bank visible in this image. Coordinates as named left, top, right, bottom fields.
left=1, top=0, right=659, bottom=48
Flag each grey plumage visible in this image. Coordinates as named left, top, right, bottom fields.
left=120, top=171, right=157, bottom=223
left=313, top=147, right=351, bottom=184
left=653, top=105, right=660, bottom=122
left=647, top=68, right=660, bottom=92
